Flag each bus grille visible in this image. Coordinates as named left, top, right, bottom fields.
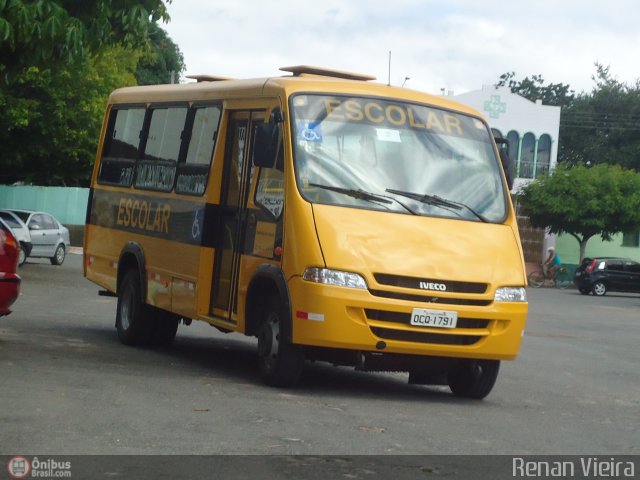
left=374, top=273, right=487, bottom=294
left=365, top=309, right=490, bottom=329
left=370, top=327, right=481, bottom=346
left=369, top=289, right=491, bottom=306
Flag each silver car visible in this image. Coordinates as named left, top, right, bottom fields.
left=7, top=209, right=70, bottom=265
left=0, top=210, right=32, bottom=266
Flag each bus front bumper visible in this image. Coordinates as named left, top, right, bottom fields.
left=288, top=277, right=528, bottom=361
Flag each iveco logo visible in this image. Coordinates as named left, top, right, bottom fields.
left=419, top=281, right=447, bottom=291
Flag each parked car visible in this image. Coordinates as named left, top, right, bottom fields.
left=0, top=210, right=32, bottom=266
left=574, top=257, right=640, bottom=296
left=0, top=218, right=21, bottom=316
left=6, top=209, right=70, bottom=265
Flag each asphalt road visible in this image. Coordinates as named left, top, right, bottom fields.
left=1, top=253, right=639, bottom=457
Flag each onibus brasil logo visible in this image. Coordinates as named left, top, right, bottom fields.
left=7, top=456, right=72, bottom=478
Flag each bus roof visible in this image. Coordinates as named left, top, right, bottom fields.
left=107, top=65, right=482, bottom=118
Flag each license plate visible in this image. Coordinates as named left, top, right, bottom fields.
left=410, top=308, right=458, bottom=328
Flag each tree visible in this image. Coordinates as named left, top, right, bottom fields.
left=135, top=24, right=185, bottom=85
left=0, top=1, right=174, bottom=185
left=0, top=47, right=141, bottom=185
left=496, top=72, right=575, bottom=107
left=0, top=0, right=170, bottom=74
left=559, top=64, right=640, bottom=170
left=519, top=164, right=640, bottom=262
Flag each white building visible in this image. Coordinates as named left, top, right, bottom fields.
left=454, top=85, right=561, bottom=193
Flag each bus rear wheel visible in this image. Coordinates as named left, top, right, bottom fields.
left=257, top=301, right=304, bottom=387
left=448, top=359, right=500, bottom=400
left=150, top=308, right=180, bottom=347
left=116, top=270, right=154, bottom=346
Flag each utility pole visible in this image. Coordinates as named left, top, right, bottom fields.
left=387, top=51, right=391, bottom=86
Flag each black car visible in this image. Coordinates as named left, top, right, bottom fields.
left=574, top=257, right=640, bottom=296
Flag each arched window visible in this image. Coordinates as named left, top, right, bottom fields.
left=520, top=133, right=535, bottom=179
left=536, top=134, right=552, bottom=177
left=506, top=131, right=520, bottom=176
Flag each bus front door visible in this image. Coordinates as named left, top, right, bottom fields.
left=211, top=111, right=262, bottom=323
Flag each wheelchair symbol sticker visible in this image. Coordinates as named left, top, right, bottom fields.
left=191, top=208, right=203, bottom=242
left=298, top=122, right=323, bottom=143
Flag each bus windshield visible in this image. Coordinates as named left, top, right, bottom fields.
left=291, top=94, right=508, bottom=223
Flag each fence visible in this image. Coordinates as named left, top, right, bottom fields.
left=0, top=185, right=89, bottom=246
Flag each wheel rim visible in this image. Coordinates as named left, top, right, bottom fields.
left=593, top=283, right=606, bottom=296
left=258, top=314, right=280, bottom=372
left=18, top=247, right=26, bottom=265
left=120, top=288, right=132, bottom=330
left=55, top=246, right=65, bottom=263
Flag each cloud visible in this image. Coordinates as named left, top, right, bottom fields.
left=162, top=0, right=640, bottom=94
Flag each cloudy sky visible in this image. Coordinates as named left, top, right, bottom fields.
left=162, top=0, right=639, bottom=95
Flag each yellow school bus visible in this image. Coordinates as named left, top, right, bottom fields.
left=84, top=65, right=527, bottom=399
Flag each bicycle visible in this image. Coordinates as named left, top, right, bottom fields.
left=527, top=264, right=573, bottom=289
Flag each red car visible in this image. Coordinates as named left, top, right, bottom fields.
left=0, top=218, right=21, bottom=316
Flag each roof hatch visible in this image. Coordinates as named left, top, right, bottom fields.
left=186, top=74, right=235, bottom=83
left=279, top=65, right=376, bottom=81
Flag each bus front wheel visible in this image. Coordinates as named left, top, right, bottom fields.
left=448, top=359, right=500, bottom=399
left=257, top=301, right=304, bottom=387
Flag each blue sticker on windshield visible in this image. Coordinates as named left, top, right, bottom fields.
left=297, top=121, right=323, bottom=143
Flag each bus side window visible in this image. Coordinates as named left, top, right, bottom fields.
left=98, top=107, right=145, bottom=186
left=135, top=106, right=188, bottom=192
left=176, top=105, right=222, bottom=196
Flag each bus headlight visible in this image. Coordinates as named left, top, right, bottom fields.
left=494, top=287, right=527, bottom=302
left=303, top=268, right=368, bottom=289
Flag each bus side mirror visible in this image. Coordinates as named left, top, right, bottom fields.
left=253, top=111, right=283, bottom=169
left=495, top=138, right=515, bottom=191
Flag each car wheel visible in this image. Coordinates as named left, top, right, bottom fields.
left=448, top=359, right=500, bottom=400
left=116, top=270, right=154, bottom=346
left=579, top=287, right=591, bottom=295
left=592, top=281, right=607, bottom=296
left=149, top=308, right=180, bottom=348
left=18, top=244, right=27, bottom=266
left=50, top=244, right=66, bottom=265
left=257, top=300, right=304, bottom=387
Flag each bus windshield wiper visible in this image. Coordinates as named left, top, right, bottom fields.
left=309, top=183, right=393, bottom=205
left=310, top=183, right=418, bottom=215
left=385, top=188, right=489, bottom=223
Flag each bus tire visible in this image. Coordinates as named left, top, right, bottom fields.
left=448, top=359, right=500, bottom=400
left=257, top=300, right=304, bottom=387
left=150, top=308, right=180, bottom=347
left=116, top=270, right=154, bottom=346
